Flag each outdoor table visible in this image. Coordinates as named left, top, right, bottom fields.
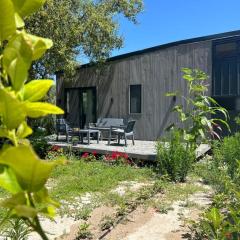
left=78, top=129, right=100, bottom=145
left=89, top=126, right=118, bottom=145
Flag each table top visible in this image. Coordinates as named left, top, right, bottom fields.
left=89, top=126, right=111, bottom=131
left=79, top=129, right=100, bottom=133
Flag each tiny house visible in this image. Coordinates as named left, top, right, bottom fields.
left=56, top=30, right=240, bottom=140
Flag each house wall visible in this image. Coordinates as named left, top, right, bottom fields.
left=57, top=40, right=212, bottom=140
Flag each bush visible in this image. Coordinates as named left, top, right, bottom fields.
left=156, top=129, right=195, bottom=182
left=191, top=133, right=240, bottom=239
left=29, top=130, right=50, bottom=159
left=213, top=132, right=240, bottom=181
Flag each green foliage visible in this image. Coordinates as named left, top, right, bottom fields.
left=30, top=135, right=50, bottom=159
left=25, top=0, right=143, bottom=78
left=0, top=1, right=64, bottom=239
left=75, top=223, right=93, bottom=240
left=156, top=129, right=195, bottom=182
left=192, top=136, right=240, bottom=239
left=74, top=206, right=92, bottom=221
left=1, top=218, right=30, bottom=240
left=167, top=68, right=229, bottom=145
left=213, top=132, right=240, bottom=181
left=99, top=215, right=115, bottom=231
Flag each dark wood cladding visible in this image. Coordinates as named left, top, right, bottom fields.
left=57, top=41, right=212, bottom=140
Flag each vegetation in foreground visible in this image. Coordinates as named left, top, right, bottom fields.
left=191, top=132, right=240, bottom=239
left=0, top=0, right=64, bottom=239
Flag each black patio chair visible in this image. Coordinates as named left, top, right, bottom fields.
left=56, top=118, right=73, bottom=142
left=109, top=120, right=136, bottom=146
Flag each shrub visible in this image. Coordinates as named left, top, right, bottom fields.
left=156, top=129, right=195, bottom=182
left=30, top=136, right=50, bottom=159
left=192, top=134, right=240, bottom=239
left=213, top=132, right=240, bottom=181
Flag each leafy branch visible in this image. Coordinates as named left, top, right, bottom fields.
left=0, top=0, right=64, bottom=239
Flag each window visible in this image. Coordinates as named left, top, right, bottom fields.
left=215, top=42, right=238, bottom=58
left=213, top=38, right=240, bottom=97
left=130, top=84, right=141, bottom=114
left=65, top=90, right=70, bottom=114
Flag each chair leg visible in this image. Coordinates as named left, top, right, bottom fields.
left=124, top=133, right=127, bottom=147
left=87, top=131, right=90, bottom=145
left=132, top=134, right=135, bottom=145
left=108, top=129, right=111, bottom=145
left=97, top=131, right=100, bottom=144
left=56, top=133, right=59, bottom=141
left=118, top=134, right=120, bottom=145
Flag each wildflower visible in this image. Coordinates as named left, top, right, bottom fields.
left=111, top=151, right=121, bottom=159
left=51, top=145, right=61, bottom=151
left=92, top=151, right=97, bottom=156
left=122, top=153, right=129, bottom=159
left=82, top=152, right=89, bottom=158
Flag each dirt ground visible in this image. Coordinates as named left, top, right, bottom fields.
left=57, top=189, right=212, bottom=240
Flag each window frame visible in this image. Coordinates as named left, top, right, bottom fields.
left=129, top=84, right=142, bottom=114
left=212, top=37, right=240, bottom=97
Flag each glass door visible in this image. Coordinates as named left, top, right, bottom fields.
left=79, top=87, right=97, bottom=128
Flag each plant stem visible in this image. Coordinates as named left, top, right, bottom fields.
left=27, top=193, right=49, bottom=240
left=34, top=216, right=49, bottom=240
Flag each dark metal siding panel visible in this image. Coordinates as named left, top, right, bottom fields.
left=58, top=41, right=212, bottom=140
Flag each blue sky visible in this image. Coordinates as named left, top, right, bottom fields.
left=112, top=0, right=240, bottom=56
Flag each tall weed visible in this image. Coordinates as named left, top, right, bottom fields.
left=156, top=130, right=195, bottom=182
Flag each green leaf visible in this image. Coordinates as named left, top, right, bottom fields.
left=33, top=187, right=59, bottom=208
left=3, top=32, right=32, bottom=91
left=15, top=13, right=25, bottom=28
left=16, top=122, right=32, bottom=138
left=1, top=192, right=26, bottom=209
left=26, top=33, right=53, bottom=60
left=0, top=145, right=61, bottom=192
left=0, top=89, right=26, bottom=129
left=24, top=80, right=54, bottom=102
left=25, top=102, right=64, bottom=118
left=15, top=205, right=38, bottom=218
left=12, top=0, right=47, bottom=17
left=0, top=0, right=16, bottom=42
left=0, top=166, right=22, bottom=194
left=206, top=208, right=223, bottom=230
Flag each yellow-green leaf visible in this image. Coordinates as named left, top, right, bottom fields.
left=24, top=80, right=54, bottom=102
left=0, top=145, right=60, bottom=191
left=15, top=205, right=38, bottom=218
left=0, top=166, right=22, bottom=194
left=15, top=13, right=25, bottom=28
left=3, top=32, right=32, bottom=91
left=26, top=33, right=53, bottom=60
left=25, top=102, right=64, bottom=118
left=1, top=192, right=26, bottom=209
left=12, top=0, right=46, bottom=17
left=16, top=122, right=32, bottom=138
left=0, top=89, right=26, bottom=129
left=0, top=0, right=16, bottom=42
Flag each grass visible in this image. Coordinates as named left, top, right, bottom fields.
left=49, top=158, right=155, bottom=200
left=148, top=178, right=206, bottom=213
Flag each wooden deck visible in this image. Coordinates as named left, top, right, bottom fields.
left=49, top=138, right=211, bottom=162
left=49, top=139, right=157, bottom=161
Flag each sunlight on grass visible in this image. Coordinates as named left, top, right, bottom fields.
left=49, top=159, right=155, bottom=200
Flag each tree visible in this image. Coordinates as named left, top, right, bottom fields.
left=25, top=0, right=144, bottom=78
